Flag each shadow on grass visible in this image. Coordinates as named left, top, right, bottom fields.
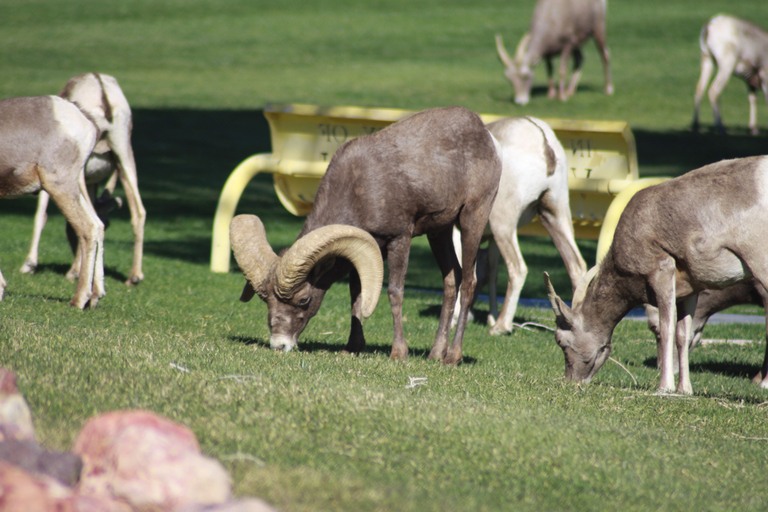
left=644, top=356, right=760, bottom=381
left=230, top=335, right=477, bottom=363
left=27, top=262, right=129, bottom=285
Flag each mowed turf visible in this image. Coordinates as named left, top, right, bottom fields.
left=1, top=1, right=768, bottom=511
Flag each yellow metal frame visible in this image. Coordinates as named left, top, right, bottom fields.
left=211, top=103, right=667, bottom=273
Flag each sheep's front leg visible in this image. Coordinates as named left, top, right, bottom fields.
left=564, top=47, right=584, bottom=98
left=545, top=57, right=557, bottom=99
left=649, top=257, right=678, bottom=393
left=0, top=267, right=6, bottom=300
left=386, top=237, right=412, bottom=361
left=489, top=229, right=526, bottom=335
left=675, top=295, right=698, bottom=395
left=344, top=269, right=366, bottom=354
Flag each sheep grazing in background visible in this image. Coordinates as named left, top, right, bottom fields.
left=230, top=107, right=502, bottom=364
left=545, top=156, right=768, bottom=394
left=20, top=73, right=146, bottom=286
left=495, top=0, right=613, bottom=105
left=453, top=116, right=586, bottom=334
left=692, top=15, right=768, bottom=135
left=0, top=95, right=104, bottom=309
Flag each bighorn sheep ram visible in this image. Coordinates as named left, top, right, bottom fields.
left=0, top=95, right=104, bottom=309
left=20, top=73, right=146, bottom=285
left=453, top=117, right=587, bottom=333
left=692, top=15, right=768, bottom=136
left=545, top=156, right=768, bottom=394
left=495, top=0, right=613, bottom=105
left=230, top=107, right=502, bottom=364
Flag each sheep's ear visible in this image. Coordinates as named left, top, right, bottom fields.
left=240, top=282, right=256, bottom=303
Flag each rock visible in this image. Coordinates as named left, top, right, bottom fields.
left=73, top=410, right=232, bottom=512
left=177, top=499, right=281, bottom=512
left=0, top=439, right=82, bottom=487
left=0, top=369, right=36, bottom=443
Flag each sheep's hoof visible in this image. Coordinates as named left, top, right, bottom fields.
left=442, top=350, right=462, bottom=366
left=125, top=275, right=143, bottom=286
left=488, top=324, right=511, bottom=336
left=389, top=347, right=408, bottom=361
left=19, top=261, right=37, bottom=274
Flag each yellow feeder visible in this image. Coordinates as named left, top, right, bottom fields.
left=211, top=103, right=667, bottom=273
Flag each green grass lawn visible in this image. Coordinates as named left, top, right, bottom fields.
left=2, top=0, right=768, bottom=510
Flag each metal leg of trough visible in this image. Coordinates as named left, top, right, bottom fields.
left=210, top=153, right=279, bottom=273
left=595, top=178, right=670, bottom=265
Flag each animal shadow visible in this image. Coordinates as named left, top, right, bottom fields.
left=643, top=357, right=759, bottom=380
left=231, top=335, right=476, bottom=363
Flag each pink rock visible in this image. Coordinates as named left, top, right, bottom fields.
left=0, top=461, right=73, bottom=512
left=73, top=410, right=231, bottom=512
left=177, top=499, right=281, bottom=512
left=0, top=369, right=36, bottom=443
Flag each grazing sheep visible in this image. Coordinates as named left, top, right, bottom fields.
left=692, top=15, right=768, bottom=135
left=545, top=156, right=768, bottom=394
left=0, top=95, right=103, bottom=309
left=20, top=73, right=146, bottom=285
left=495, top=0, right=613, bottom=105
left=230, top=107, right=502, bottom=364
left=453, top=117, right=587, bottom=333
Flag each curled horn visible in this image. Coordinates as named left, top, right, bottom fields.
left=276, top=225, right=384, bottom=318
left=230, top=215, right=278, bottom=300
left=495, top=34, right=515, bottom=69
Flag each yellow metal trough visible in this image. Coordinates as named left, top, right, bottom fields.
left=211, top=103, right=666, bottom=273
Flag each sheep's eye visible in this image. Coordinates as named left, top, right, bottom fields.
left=297, top=297, right=311, bottom=307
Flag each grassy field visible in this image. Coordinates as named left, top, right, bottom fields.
left=2, top=0, right=768, bottom=510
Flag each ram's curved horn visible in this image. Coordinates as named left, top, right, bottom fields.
left=230, top=215, right=278, bottom=300
left=571, top=264, right=600, bottom=307
left=276, top=225, right=383, bottom=318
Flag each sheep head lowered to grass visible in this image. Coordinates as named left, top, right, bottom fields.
left=231, top=106, right=502, bottom=364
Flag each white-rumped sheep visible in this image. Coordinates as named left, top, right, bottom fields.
left=495, top=0, right=613, bottom=105
left=0, top=96, right=103, bottom=309
left=230, top=107, right=501, bottom=364
left=453, top=116, right=586, bottom=333
left=20, top=73, right=146, bottom=285
left=545, top=156, right=768, bottom=394
left=692, top=15, right=768, bottom=135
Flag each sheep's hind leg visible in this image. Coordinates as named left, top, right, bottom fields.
left=426, top=229, right=461, bottom=363
left=750, top=282, right=768, bottom=387
left=20, top=191, right=51, bottom=274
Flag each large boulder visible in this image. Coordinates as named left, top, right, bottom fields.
left=73, top=410, right=232, bottom=512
